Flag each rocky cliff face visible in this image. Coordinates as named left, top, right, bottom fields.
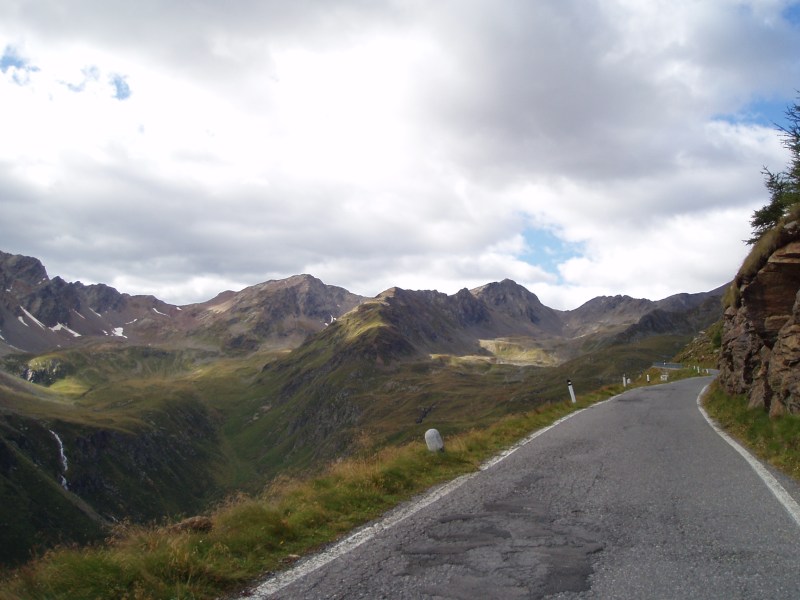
left=718, top=219, right=800, bottom=416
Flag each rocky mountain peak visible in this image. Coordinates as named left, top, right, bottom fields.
left=561, top=294, right=657, bottom=337
left=572, top=294, right=650, bottom=313
left=77, top=282, right=128, bottom=314
left=0, top=251, right=49, bottom=291
left=471, top=278, right=562, bottom=335
left=471, top=278, right=540, bottom=301
left=471, top=280, right=542, bottom=311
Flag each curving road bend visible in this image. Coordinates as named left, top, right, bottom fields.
left=241, top=377, right=800, bottom=599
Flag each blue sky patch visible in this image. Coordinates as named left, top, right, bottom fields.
left=109, top=73, right=131, bottom=100
left=66, top=65, right=100, bottom=92
left=520, top=228, right=580, bottom=277
left=783, top=3, right=800, bottom=26
left=1, top=45, right=39, bottom=85
left=713, top=95, right=796, bottom=128
left=0, top=46, right=25, bottom=72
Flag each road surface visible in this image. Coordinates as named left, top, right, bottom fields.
left=241, top=377, right=800, bottom=599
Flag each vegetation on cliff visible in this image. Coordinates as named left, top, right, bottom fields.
left=748, top=96, right=800, bottom=245
left=719, top=98, right=800, bottom=416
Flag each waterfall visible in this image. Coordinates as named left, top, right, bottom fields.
left=48, top=429, right=69, bottom=490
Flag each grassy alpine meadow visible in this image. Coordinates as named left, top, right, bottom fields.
left=702, top=381, right=800, bottom=481
left=0, top=384, right=626, bottom=600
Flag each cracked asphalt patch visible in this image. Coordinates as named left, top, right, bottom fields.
left=400, top=496, right=602, bottom=599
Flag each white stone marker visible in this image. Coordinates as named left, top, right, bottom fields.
left=425, top=428, right=445, bottom=452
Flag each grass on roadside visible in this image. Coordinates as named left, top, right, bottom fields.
left=702, top=381, right=800, bottom=481
left=0, top=385, right=624, bottom=600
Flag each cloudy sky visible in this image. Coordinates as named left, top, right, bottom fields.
left=2, top=1, right=799, bottom=309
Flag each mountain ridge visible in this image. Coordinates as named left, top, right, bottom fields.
left=0, top=250, right=367, bottom=356
left=0, top=250, right=727, bottom=361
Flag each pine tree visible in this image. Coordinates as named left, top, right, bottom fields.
left=748, top=97, right=800, bottom=244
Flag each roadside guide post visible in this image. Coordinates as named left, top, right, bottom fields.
left=424, top=428, right=444, bottom=452
left=567, top=379, right=577, bottom=404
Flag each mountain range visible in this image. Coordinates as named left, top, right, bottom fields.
left=0, top=250, right=723, bottom=363
left=0, top=249, right=725, bottom=565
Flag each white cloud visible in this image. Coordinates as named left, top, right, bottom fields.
left=1, top=0, right=799, bottom=309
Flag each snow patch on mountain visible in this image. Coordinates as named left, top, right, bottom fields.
left=50, top=323, right=81, bottom=337
left=20, top=307, right=46, bottom=329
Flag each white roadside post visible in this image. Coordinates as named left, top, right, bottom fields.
left=567, top=379, right=577, bottom=404
left=646, top=373, right=650, bottom=383
left=425, top=428, right=444, bottom=452
left=622, top=374, right=627, bottom=388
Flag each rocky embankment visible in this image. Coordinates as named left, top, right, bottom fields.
left=718, top=217, right=800, bottom=415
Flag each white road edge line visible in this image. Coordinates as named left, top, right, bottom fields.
left=241, top=393, right=621, bottom=598
left=697, top=384, right=800, bottom=529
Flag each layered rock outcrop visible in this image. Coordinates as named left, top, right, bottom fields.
left=718, top=220, right=800, bottom=416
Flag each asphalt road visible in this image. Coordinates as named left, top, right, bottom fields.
left=242, top=377, right=800, bottom=599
